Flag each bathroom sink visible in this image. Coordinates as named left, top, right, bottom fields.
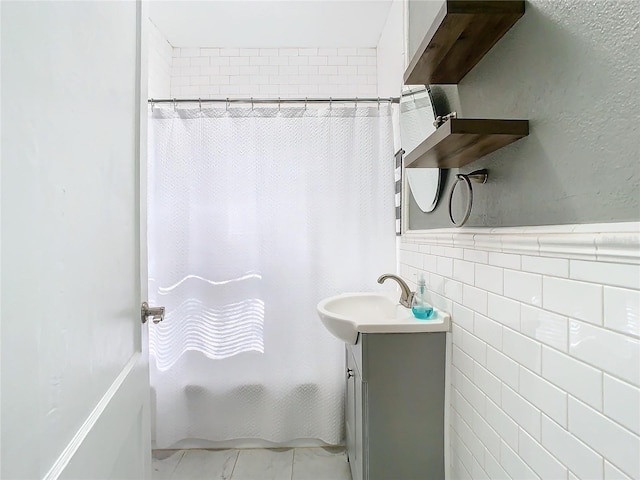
left=316, top=292, right=450, bottom=344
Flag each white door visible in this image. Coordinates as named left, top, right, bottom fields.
left=1, top=1, right=152, bottom=479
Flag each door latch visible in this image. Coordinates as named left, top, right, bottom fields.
left=141, top=302, right=165, bottom=324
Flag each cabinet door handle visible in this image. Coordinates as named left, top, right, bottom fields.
left=347, top=368, right=354, bottom=379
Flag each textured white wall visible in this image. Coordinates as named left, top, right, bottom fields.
left=409, top=0, right=640, bottom=228
left=376, top=0, right=405, bottom=156
left=147, top=20, right=172, bottom=98
left=400, top=225, right=640, bottom=480
left=148, top=1, right=393, bottom=48
left=376, top=0, right=404, bottom=99
left=169, top=47, right=377, bottom=99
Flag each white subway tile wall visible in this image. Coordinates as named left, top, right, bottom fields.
left=399, top=228, right=640, bottom=479
left=501, top=384, right=541, bottom=440
left=169, top=47, right=378, bottom=99
left=603, top=374, right=640, bottom=436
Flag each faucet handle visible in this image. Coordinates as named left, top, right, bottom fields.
left=376, top=274, right=414, bottom=309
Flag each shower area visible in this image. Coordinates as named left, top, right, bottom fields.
left=145, top=1, right=401, bottom=451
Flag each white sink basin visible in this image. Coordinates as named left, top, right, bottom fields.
left=317, top=292, right=450, bottom=344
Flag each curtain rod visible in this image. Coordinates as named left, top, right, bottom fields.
left=148, top=96, right=400, bottom=107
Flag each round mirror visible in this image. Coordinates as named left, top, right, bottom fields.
left=399, top=86, right=441, bottom=213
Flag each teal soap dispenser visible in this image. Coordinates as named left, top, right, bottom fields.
left=412, top=274, right=434, bottom=319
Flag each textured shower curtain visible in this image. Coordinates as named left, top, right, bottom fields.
left=148, top=104, right=396, bottom=448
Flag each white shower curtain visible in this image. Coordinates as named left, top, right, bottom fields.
left=148, top=104, right=396, bottom=448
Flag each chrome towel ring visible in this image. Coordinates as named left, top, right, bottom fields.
left=448, top=169, right=489, bottom=227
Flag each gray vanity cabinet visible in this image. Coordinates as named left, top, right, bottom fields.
left=345, top=332, right=446, bottom=480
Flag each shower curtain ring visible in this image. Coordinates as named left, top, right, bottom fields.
left=305, top=97, right=308, bottom=110
left=278, top=97, right=281, bottom=112
left=251, top=97, right=254, bottom=110
left=150, top=98, right=154, bottom=112
left=329, top=97, right=332, bottom=110
left=199, top=98, right=202, bottom=112
left=377, top=97, right=380, bottom=110
left=226, top=98, right=229, bottom=111
left=173, top=98, right=177, bottom=111
left=355, top=97, right=358, bottom=109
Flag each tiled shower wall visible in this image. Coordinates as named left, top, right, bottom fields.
left=169, top=47, right=377, bottom=99
left=399, top=225, right=640, bottom=480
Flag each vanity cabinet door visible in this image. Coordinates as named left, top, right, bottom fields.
left=347, top=333, right=446, bottom=480
left=363, top=333, right=446, bottom=480
left=346, top=346, right=364, bottom=480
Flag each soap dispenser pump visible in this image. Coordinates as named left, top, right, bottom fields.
left=412, top=274, right=434, bottom=319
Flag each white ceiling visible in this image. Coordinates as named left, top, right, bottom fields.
left=148, top=0, right=394, bottom=48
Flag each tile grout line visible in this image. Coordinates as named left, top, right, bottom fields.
left=228, top=449, right=240, bottom=480
left=168, top=450, right=186, bottom=479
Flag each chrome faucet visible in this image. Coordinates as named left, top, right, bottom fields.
left=377, top=274, right=415, bottom=309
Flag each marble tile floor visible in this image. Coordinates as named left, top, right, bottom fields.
left=152, top=447, right=353, bottom=480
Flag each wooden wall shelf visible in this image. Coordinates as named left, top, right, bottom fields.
left=404, top=0, right=525, bottom=85
left=404, top=119, right=529, bottom=169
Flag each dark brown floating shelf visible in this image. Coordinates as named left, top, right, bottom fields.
left=404, top=119, right=529, bottom=169
left=404, top=0, right=525, bottom=85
